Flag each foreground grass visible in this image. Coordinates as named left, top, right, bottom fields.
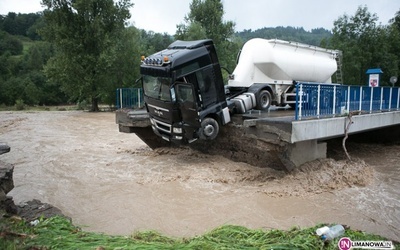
left=0, top=216, right=398, bottom=250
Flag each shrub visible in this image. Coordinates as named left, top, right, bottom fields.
left=15, top=99, right=25, bottom=110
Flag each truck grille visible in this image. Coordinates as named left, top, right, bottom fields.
left=152, top=118, right=171, bottom=134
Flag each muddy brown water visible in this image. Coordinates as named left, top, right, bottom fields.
left=0, top=111, right=399, bottom=241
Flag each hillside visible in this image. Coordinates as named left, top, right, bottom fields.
left=236, top=26, right=332, bottom=46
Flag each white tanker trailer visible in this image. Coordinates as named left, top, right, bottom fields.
left=226, top=38, right=340, bottom=112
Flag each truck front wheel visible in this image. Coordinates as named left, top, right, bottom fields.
left=256, top=90, right=272, bottom=110
left=199, top=117, right=219, bottom=140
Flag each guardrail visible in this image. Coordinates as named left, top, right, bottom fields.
left=295, top=82, right=400, bottom=120
left=116, top=84, right=400, bottom=120
left=116, top=88, right=144, bottom=109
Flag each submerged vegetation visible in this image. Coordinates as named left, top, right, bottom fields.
left=0, top=215, right=398, bottom=250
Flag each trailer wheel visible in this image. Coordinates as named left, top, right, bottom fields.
left=199, top=117, right=219, bottom=140
left=256, top=90, right=272, bottom=110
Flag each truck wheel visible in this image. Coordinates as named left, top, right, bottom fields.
left=199, top=117, right=219, bottom=140
left=256, top=90, right=272, bottom=110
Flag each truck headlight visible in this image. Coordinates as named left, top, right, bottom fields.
left=174, top=136, right=183, bottom=140
left=173, top=127, right=182, bottom=134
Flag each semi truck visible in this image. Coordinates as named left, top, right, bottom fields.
left=138, top=38, right=340, bottom=144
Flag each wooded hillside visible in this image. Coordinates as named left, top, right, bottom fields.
left=0, top=1, right=399, bottom=111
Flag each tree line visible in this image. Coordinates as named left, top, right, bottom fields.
left=237, top=26, right=333, bottom=46
left=0, top=0, right=399, bottom=111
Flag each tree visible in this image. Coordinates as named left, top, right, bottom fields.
left=1, top=12, right=18, bottom=35
left=102, top=26, right=143, bottom=106
left=41, top=0, right=133, bottom=111
left=388, top=9, right=400, bottom=84
left=139, top=30, right=173, bottom=54
left=175, top=0, right=238, bottom=73
left=176, top=22, right=206, bottom=41
left=329, top=5, right=399, bottom=85
left=177, top=0, right=234, bottom=44
left=0, top=12, right=42, bottom=37
left=0, top=31, right=23, bottom=56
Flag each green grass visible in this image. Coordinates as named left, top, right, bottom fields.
left=0, top=215, right=398, bottom=250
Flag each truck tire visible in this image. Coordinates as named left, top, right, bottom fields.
left=256, top=90, right=272, bottom=110
left=199, top=117, right=219, bottom=140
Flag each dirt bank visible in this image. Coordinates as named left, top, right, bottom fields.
left=0, top=111, right=399, bottom=241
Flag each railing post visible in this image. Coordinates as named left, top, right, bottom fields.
left=115, top=89, right=118, bottom=109
left=138, top=88, right=141, bottom=108
left=359, top=86, right=362, bottom=111
left=333, top=85, right=336, bottom=116
left=317, top=85, right=321, bottom=118
left=347, top=86, right=350, bottom=112
left=397, top=88, right=400, bottom=110
left=389, top=87, right=392, bottom=111
left=380, top=87, right=383, bottom=111
left=370, top=87, right=373, bottom=113
left=298, top=84, right=303, bottom=120
left=119, top=88, right=123, bottom=109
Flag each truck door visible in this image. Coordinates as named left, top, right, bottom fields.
left=175, top=82, right=200, bottom=134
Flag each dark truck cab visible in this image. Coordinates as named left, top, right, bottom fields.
left=140, top=39, right=231, bottom=144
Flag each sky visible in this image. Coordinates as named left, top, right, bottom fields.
left=0, top=0, right=399, bottom=34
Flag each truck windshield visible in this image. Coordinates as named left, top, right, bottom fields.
left=143, top=76, right=172, bottom=102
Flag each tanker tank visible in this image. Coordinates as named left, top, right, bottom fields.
left=228, top=38, right=339, bottom=87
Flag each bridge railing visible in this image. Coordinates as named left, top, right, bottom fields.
left=295, top=82, right=400, bottom=120
left=116, top=88, right=144, bottom=109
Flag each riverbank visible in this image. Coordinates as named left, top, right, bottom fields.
left=1, top=215, right=398, bottom=249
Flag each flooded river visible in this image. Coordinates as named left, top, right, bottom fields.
left=0, top=111, right=399, bottom=241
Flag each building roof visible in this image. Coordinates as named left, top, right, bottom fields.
left=366, top=68, right=383, bottom=74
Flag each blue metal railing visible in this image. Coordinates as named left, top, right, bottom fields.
left=116, top=85, right=400, bottom=120
left=116, top=88, right=144, bottom=109
left=295, top=82, right=400, bottom=120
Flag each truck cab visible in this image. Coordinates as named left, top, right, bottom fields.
left=140, top=39, right=231, bottom=144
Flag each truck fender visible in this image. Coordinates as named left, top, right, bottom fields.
left=247, top=83, right=274, bottom=95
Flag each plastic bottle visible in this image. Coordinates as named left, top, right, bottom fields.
left=316, top=226, right=329, bottom=236
left=321, top=225, right=345, bottom=241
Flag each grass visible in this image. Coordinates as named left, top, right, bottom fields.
left=0, top=215, right=398, bottom=250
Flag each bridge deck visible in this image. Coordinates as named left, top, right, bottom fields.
left=239, top=108, right=400, bottom=143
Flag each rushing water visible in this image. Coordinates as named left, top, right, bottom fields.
left=0, top=111, right=399, bottom=241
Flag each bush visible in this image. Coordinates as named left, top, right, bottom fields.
left=77, top=100, right=88, bottom=110
left=15, top=99, right=25, bottom=110
left=0, top=31, right=23, bottom=56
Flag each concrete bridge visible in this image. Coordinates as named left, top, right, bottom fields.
left=116, top=83, right=400, bottom=170
left=241, top=108, right=400, bottom=169
left=116, top=108, right=400, bottom=171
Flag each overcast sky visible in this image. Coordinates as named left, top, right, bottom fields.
left=1, top=0, right=399, bottom=34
